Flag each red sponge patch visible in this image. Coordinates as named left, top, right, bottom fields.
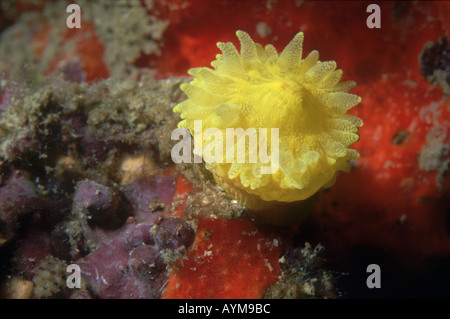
left=163, top=217, right=281, bottom=299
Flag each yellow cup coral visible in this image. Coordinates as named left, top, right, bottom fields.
left=174, top=30, right=362, bottom=209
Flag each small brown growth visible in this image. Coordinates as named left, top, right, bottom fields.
left=392, top=130, right=410, bottom=145
left=203, top=230, right=212, bottom=239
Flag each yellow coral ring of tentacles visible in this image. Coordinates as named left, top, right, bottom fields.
left=174, top=30, right=362, bottom=213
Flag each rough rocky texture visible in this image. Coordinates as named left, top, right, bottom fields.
left=74, top=180, right=130, bottom=230
left=0, top=77, right=186, bottom=180
left=0, top=76, right=201, bottom=298
left=152, top=216, right=195, bottom=250
left=31, top=255, right=67, bottom=298
left=77, top=215, right=194, bottom=299
left=0, top=71, right=241, bottom=298
left=264, top=243, right=337, bottom=299
left=420, top=36, right=450, bottom=94
left=0, top=170, right=39, bottom=242
left=0, top=0, right=168, bottom=83
left=81, top=0, right=169, bottom=79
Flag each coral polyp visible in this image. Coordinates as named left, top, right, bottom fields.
left=174, top=30, right=363, bottom=207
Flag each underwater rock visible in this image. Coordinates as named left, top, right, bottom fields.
left=0, top=170, right=39, bottom=242
left=420, top=36, right=450, bottom=93
left=5, top=135, right=40, bottom=160
left=74, top=180, right=130, bottom=230
left=10, top=197, right=72, bottom=276
left=264, top=243, right=336, bottom=299
left=70, top=172, right=180, bottom=259
left=80, top=128, right=116, bottom=164
left=128, top=244, right=166, bottom=281
left=0, top=1, right=167, bottom=83
left=121, top=175, right=176, bottom=224
left=420, top=37, right=450, bottom=77
left=50, top=222, right=73, bottom=262
left=70, top=176, right=187, bottom=298
left=13, top=231, right=53, bottom=277
left=31, top=255, right=67, bottom=299
left=0, top=168, right=72, bottom=279
left=77, top=218, right=171, bottom=299
left=152, top=216, right=195, bottom=250
left=78, top=239, right=146, bottom=299
left=125, top=222, right=155, bottom=247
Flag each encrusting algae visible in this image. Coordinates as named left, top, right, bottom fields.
left=174, top=30, right=363, bottom=212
